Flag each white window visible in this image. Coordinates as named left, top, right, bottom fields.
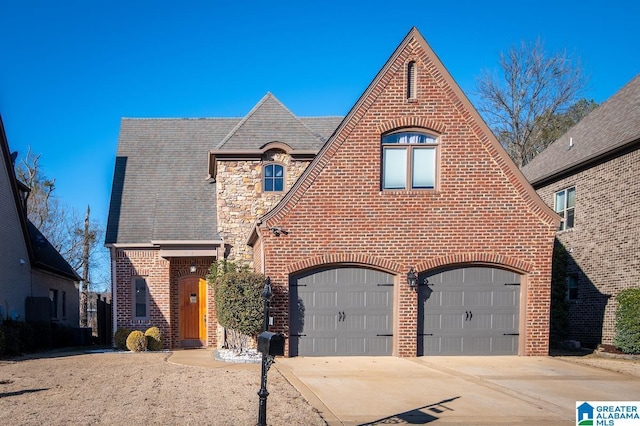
left=382, top=131, right=437, bottom=190
left=555, top=187, right=575, bottom=231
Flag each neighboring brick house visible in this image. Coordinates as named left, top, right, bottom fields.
left=107, top=28, right=559, bottom=355
left=522, top=74, right=640, bottom=349
left=0, top=116, right=81, bottom=327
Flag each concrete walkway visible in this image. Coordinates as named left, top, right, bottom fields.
left=168, top=350, right=640, bottom=425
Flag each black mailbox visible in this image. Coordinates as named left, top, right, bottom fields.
left=257, top=331, right=285, bottom=356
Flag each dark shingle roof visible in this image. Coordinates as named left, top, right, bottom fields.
left=215, top=93, right=338, bottom=150
left=27, top=221, right=81, bottom=281
left=106, top=95, right=342, bottom=245
left=522, top=74, right=640, bottom=185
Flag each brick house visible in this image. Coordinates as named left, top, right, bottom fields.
left=522, top=74, right=640, bottom=349
left=0, top=116, right=80, bottom=326
left=106, top=28, right=558, bottom=355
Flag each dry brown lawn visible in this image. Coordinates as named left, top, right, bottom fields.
left=0, top=351, right=326, bottom=425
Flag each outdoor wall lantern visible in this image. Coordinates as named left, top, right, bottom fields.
left=190, top=264, right=197, bottom=274
left=407, top=267, right=418, bottom=291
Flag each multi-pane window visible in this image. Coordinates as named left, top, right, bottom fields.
left=62, top=291, right=66, bottom=318
left=264, top=163, right=284, bottom=192
left=567, top=275, right=578, bottom=301
left=382, top=131, right=438, bottom=190
left=555, top=187, right=576, bottom=231
left=50, top=289, right=58, bottom=319
left=133, top=277, right=148, bottom=318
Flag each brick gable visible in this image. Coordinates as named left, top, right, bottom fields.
left=254, top=28, right=558, bottom=356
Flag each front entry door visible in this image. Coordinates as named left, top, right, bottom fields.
left=180, top=277, right=207, bottom=347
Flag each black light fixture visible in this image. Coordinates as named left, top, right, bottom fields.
left=407, top=267, right=418, bottom=291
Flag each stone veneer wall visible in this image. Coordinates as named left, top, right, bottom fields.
left=215, top=150, right=311, bottom=266
left=534, top=147, right=640, bottom=347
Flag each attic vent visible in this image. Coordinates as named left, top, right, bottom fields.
left=407, top=61, right=417, bottom=99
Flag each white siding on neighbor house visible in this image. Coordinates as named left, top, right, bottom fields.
left=0, top=150, right=31, bottom=321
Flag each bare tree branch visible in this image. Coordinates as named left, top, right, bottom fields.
left=476, top=39, right=587, bottom=167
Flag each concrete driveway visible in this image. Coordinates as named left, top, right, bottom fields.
left=275, top=356, right=640, bottom=425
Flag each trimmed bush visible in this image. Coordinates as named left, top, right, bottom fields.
left=614, top=288, right=640, bottom=354
left=126, top=330, right=147, bottom=352
left=114, top=328, right=131, bottom=350
left=145, top=327, right=163, bottom=351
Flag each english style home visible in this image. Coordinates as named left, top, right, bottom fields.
left=522, top=74, right=640, bottom=349
left=106, top=28, right=559, bottom=356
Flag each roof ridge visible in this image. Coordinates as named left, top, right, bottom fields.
left=215, top=93, right=273, bottom=149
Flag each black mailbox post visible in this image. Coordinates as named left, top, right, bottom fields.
left=258, top=331, right=285, bottom=357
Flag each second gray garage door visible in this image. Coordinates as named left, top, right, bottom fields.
left=418, top=266, right=520, bottom=355
left=289, top=267, right=394, bottom=356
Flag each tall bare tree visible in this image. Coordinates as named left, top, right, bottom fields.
left=476, top=39, right=588, bottom=167
left=16, top=149, right=103, bottom=292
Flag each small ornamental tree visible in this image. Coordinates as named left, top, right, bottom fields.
left=613, top=288, right=640, bottom=354
left=207, top=261, right=265, bottom=352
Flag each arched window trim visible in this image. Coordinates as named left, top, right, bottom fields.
left=263, top=162, right=286, bottom=193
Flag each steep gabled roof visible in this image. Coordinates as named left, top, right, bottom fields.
left=215, top=93, right=333, bottom=151
left=106, top=118, right=237, bottom=244
left=522, top=74, right=640, bottom=186
left=253, top=27, right=558, bottom=236
left=106, top=101, right=341, bottom=245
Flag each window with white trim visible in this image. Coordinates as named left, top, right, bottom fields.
left=381, top=131, right=438, bottom=190
left=133, top=277, right=149, bottom=319
left=555, top=187, right=575, bottom=231
left=263, top=163, right=284, bottom=192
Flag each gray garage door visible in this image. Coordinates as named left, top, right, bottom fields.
left=289, top=267, right=394, bottom=356
left=418, top=267, right=520, bottom=355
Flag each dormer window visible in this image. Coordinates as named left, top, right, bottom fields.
left=264, top=163, right=284, bottom=192
left=382, top=131, right=438, bottom=190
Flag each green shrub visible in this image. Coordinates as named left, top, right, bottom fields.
left=145, top=327, right=163, bottom=351
left=114, top=328, right=131, bottom=350
left=126, top=330, right=147, bottom=352
left=614, top=288, right=640, bottom=354
left=549, top=240, right=570, bottom=345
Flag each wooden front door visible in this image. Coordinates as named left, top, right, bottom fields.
left=180, top=277, right=207, bottom=347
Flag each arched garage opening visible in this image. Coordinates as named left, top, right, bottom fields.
left=418, top=266, right=521, bottom=355
left=289, top=266, right=394, bottom=356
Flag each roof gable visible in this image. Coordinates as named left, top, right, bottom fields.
left=215, top=93, right=328, bottom=151
left=256, top=27, right=558, bottom=231
left=522, top=74, right=640, bottom=185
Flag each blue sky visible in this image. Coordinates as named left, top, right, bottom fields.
left=1, top=1, right=638, bottom=286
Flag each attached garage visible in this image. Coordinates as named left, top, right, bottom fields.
left=289, top=267, right=394, bottom=356
left=418, top=267, right=521, bottom=355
